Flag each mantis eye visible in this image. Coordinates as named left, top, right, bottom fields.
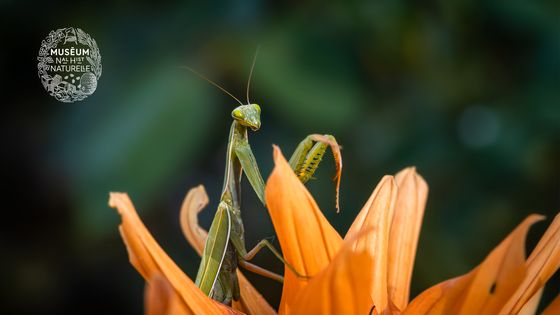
left=232, top=109, right=243, bottom=118
left=254, top=104, right=261, bottom=114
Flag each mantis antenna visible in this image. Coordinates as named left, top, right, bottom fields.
left=181, top=65, right=244, bottom=106
left=246, top=46, right=260, bottom=105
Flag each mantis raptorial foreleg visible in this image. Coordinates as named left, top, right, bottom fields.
left=235, top=133, right=342, bottom=211
left=234, top=139, right=265, bottom=205
left=289, top=134, right=342, bottom=212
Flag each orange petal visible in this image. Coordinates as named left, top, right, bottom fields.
left=388, top=167, right=429, bottom=310
left=265, top=146, right=343, bottom=314
left=291, top=229, right=376, bottom=315
left=345, top=175, right=398, bottom=313
left=145, top=274, right=192, bottom=315
left=542, top=293, right=560, bottom=315
left=499, top=213, right=560, bottom=314
left=403, top=275, right=474, bottom=315
left=109, top=192, right=239, bottom=315
left=179, top=186, right=276, bottom=315
left=403, top=215, right=545, bottom=315
left=455, top=214, right=544, bottom=315
left=180, top=185, right=209, bottom=255
left=517, top=288, right=543, bottom=315
left=236, top=271, right=277, bottom=315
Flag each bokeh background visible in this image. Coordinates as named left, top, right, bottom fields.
left=2, top=0, right=559, bottom=313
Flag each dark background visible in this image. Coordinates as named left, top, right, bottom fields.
left=1, top=0, right=559, bottom=313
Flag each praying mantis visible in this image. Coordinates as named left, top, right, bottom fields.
left=183, top=50, right=342, bottom=305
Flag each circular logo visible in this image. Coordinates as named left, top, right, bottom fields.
left=37, top=27, right=102, bottom=102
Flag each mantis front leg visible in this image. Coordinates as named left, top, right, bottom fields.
left=234, top=138, right=266, bottom=205
left=289, top=134, right=342, bottom=212
left=235, top=134, right=342, bottom=211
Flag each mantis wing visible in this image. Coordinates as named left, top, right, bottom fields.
left=235, top=140, right=266, bottom=205
left=195, top=201, right=232, bottom=296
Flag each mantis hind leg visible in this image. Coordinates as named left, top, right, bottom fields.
left=238, top=260, right=284, bottom=283
left=234, top=238, right=310, bottom=281
left=288, top=134, right=342, bottom=211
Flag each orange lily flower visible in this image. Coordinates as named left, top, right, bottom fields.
left=109, top=145, right=559, bottom=315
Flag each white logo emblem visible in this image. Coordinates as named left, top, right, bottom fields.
left=37, top=27, right=102, bottom=102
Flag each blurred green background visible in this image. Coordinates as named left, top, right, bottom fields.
left=1, top=0, right=559, bottom=313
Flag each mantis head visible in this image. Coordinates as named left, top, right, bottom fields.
left=232, top=104, right=261, bottom=131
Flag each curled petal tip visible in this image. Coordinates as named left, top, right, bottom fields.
left=108, top=192, right=118, bottom=207
left=527, top=213, right=546, bottom=223
left=272, top=144, right=281, bottom=160
left=395, top=167, right=417, bottom=180
left=180, top=185, right=210, bottom=255
left=108, top=192, right=128, bottom=209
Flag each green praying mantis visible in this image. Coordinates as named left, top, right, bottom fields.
left=183, top=50, right=342, bottom=305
